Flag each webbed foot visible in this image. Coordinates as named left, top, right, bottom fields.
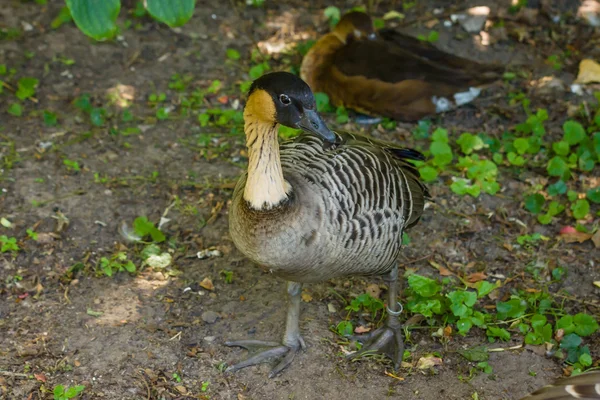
left=225, top=337, right=306, bottom=377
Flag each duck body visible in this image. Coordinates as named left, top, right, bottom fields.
left=225, top=71, right=426, bottom=376
left=230, top=131, right=426, bottom=283
left=300, top=12, right=504, bottom=121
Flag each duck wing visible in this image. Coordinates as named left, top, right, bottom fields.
left=333, top=31, right=503, bottom=87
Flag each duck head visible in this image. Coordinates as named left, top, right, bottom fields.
left=244, top=71, right=335, bottom=143
left=332, top=12, right=377, bottom=43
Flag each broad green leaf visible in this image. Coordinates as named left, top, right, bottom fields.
left=587, top=187, right=600, bottom=204
left=487, top=326, right=511, bottom=341
left=525, top=193, right=545, bottom=214
left=457, top=132, right=484, bottom=154
left=226, top=48, right=240, bottom=60
left=458, top=345, right=489, bottom=362
left=547, top=156, right=569, bottom=178
left=548, top=180, right=567, bottom=196
left=418, top=166, right=438, bottom=182
left=430, top=141, right=453, bottom=166
left=560, top=333, right=582, bottom=350
left=573, top=313, right=599, bottom=336
left=552, top=140, right=570, bottom=156
left=571, top=199, right=589, bottom=220
left=475, top=281, right=496, bottom=298
left=66, top=0, right=120, bottom=40
left=513, top=138, right=529, bottom=155
left=133, top=216, right=166, bottom=243
left=563, top=120, right=585, bottom=145
left=407, top=275, right=440, bottom=297
left=16, top=77, right=39, bottom=100
left=457, top=318, right=473, bottom=335
left=145, top=0, right=195, bottom=27
left=496, top=298, right=527, bottom=320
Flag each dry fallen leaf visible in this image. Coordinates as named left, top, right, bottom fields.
left=199, top=277, right=214, bottom=291
left=575, top=59, right=600, bottom=84
left=443, top=325, right=453, bottom=338
left=466, top=272, right=487, bottom=283
left=416, top=355, right=443, bottom=370
left=33, top=373, right=47, bottom=383
left=592, top=230, right=600, bottom=248
left=301, top=292, right=313, bottom=302
left=354, top=325, right=371, bottom=334
left=174, top=385, right=187, bottom=395
left=560, top=230, right=592, bottom=243
left=365, top=283, right=381, bottom=299
left=593, top=281, right=600, bottom=288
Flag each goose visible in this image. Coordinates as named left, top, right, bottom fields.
left=226, top=71, right=428, bottom=376
left=300, top=11, right=504, bottom=121
left=520, top=370, right=600, bottom=399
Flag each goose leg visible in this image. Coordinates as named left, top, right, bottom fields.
left=225, top=281, right=306, bottom=377
left=348, top=265, right=405, bottom=370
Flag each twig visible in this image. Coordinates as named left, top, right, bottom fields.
left=0, top=370, right=29, bottom=378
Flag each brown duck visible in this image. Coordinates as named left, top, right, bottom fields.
left=300, top=11, right=504, bottom=121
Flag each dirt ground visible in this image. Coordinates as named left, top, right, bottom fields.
left=1, top=0, right=599, bottom=399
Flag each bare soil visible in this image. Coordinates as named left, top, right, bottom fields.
left=1, top=1, right=599, bottom=399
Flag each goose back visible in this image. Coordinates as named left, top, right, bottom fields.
left=229, top=131, right=428, bottom=283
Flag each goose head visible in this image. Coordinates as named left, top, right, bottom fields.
left=333, top=11, right=377, bottom=43
left=244, top=71, right=335, bottom=143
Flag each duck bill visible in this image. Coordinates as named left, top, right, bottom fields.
left=296, top=109, right=336, bottom=143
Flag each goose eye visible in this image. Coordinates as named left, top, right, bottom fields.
left=279, top=94, right=291, bottom=105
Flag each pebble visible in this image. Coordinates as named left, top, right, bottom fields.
left=201, top=311, right=219, bottom=324
left=204, top=336, right=216, bottom=342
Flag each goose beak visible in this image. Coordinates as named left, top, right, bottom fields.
left=296, top=109, right=336, bottom=143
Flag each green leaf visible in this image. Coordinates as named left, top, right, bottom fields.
left=475, top=281, right=496, bottom=298
left=54, top=385, right=65, bottom=397
left=560, top=333, right=582, bottom=350
left=133, top=217, right=166, bottom=243
left=573, top=313, right=599, bottom=336
left=530, top=314, right=547, bottom=329
left=587, top=187, right=600, bottom=204
left=571, top=199, right=589, bottom=219
left=524, top=193, right=545, bottom=214
left=408, top=299, right=442, bottom=317
left=226, top=48, right=240, bottom=60
left=456, top=318, right=473, bottom=335
left=552, top=140, right=570, bottom=156
left=578, top=151, right=595, bottom=172
left=457, top=133, right=485, bottom=154
left=43, top=110, right=58, bottom=126
left=90, top=108, right=105, bottom=126
left=513, top=138, right=530, bottom=155
left=8, top=103, right=22, bottom=117
left=66, top=0, right=120, bottom=40
left=507, top=152, right=525, bottom=166
left=431, top=127, right=449, bottom=143
left=579, top=353, right=593, bottom=367
left=314, top=92, right=330, bottom=113
left=487, top=326, right=511, bottom=341
left=407, top=274, right=440, bottom=297
left=324, top=6, right=341, bottom=26
left=430, top=141, right=453, bottom=166
left=145, top=0, right=195, bottom=27
left=496, top=298, right=527, bottom=320
left=51, top=6, right=73, bottom=29
left=458, top=345, right=489, bottom=362
left=336, top=320, right=353, bottom=336
left=547, top=156, right=569, bottom=178
left=563, top=120, right=586, bottom=145
left=418, top=166, right=438, bottom=182
left=548, top=180, right=567, bottom=196
left=16, top=77, right=39, bottom=100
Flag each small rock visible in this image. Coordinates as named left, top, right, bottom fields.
left=532, top=76, right=566, bottom=97
left=201, top=311, right=219, bottom=324
left=203, top=336, right=216, bottom=342
left=327, top=303, right=337, bottom=313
